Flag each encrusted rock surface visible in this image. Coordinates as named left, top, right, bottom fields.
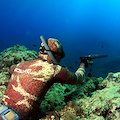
left=41, top=72, right=120, bottom=120
left=0, top=44, right=37, bottom=73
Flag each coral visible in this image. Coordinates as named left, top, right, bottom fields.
left=0, top=72, right=10, bottom=102
left=65, top=73, right=120, bottom=120
left=40, top=83, right=77, bottom=113
left=71, top=77, right=103, bottom=101
left=39, top=72, right=120, bottom=120
left=39, top=76, right=103, bottom=119
left=0, top=85, right=6, bottom=103
left=0, top=44, right=38, bottom=73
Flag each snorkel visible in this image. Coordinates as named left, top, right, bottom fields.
left=40, top=35, right=59, bottom=65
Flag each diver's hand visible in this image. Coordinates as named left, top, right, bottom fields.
left=80, top=57, right=93, bottom=68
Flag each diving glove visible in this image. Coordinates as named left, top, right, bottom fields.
left=80, top=57, right=93, bottom=68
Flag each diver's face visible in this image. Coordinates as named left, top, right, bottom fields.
left=39, top=43, right=47, bottom=54
left=39, top=43, right=44, bottom=50
left=54, top=54, right=61, bottom=62
left=40, top=42, right=62, bottom=62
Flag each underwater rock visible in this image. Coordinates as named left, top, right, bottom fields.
left=0, top=72, right=9, bottom=103
left=40, top=72, right=120, bottom=120
left=0, top=44, right=38, bottom=73
left=39, top=77, right=103, bottom=119
left=39, top=77, right=102, bottom=114
left=40, top=83, right=77, bottom=114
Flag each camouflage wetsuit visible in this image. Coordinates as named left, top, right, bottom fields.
left=1, top=58, right=85, bottom=119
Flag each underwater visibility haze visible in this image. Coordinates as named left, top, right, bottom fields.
left=1, top=0, right=120, bottom=77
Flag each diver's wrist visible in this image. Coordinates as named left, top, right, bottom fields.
left=79, top=63, right=85, bottom=69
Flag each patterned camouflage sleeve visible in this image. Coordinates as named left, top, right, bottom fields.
left=54, top=63, right=85, bottom=85
left=1, top=59, right=57, bottom=119
left=9, top=65, right=17, bottom=75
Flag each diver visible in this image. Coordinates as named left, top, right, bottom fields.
left=0, top=36, right=92, bottom=120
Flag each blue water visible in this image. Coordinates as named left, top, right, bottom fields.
left=0, top=0, right=120, bottom=77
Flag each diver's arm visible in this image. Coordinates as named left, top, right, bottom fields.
left=9, top=65, right=17, bottom=75
left=54, top=63, right=85, bottom=85
left=75, top=63, right=85, bottom=84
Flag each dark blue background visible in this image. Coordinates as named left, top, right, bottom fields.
left=0, top=0, right=120, bottom=77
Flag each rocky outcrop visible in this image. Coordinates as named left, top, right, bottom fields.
left=42, top=72, right=120, bottom=120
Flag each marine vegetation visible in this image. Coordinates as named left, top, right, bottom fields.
left=40, top=73, right=120, bottom=120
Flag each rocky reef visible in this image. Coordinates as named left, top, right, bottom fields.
left=39, top=73, right=120, bottom=120
left=0, top=44, right=37, bottom=73
left=0, top=45, right=120, bottom=120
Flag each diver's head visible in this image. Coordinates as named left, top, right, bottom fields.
left=39, top=38, right=65, bottom=63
